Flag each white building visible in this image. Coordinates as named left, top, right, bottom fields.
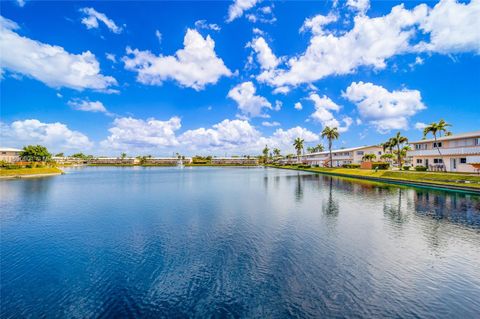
left=281, top=145, right=384, bottom=167
left=0, top=147, right=21, bottom=163
left=407, top=130, right=480, bottom=173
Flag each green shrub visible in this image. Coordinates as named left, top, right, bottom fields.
left=298, top=165, right=311, bottom=168
left=403, top=166, right=411, bottom=170
left=342, top=164, right=361, bottom=169
left=26, top=163, right=33, bottom=168
left=6, top=164, right=21, bottom=169
left=415, top=166, right=427, bottom=171
left=372, top=163, right=390, bottom=170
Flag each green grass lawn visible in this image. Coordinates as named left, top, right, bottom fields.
left=269, top=165, right=480, bottom=189
left=0, top=167, right=63, bottom=177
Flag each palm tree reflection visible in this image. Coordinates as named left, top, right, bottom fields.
left=323, top=177, right=339, bottom=216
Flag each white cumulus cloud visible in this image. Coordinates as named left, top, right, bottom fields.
left=262, top=121, right=280, bottom=127
left=101, top=116, right=181, bottom=151
left=346, top=0, right=370, bottom=14
left=417, top=0, right=480, bottom=54
left=294, top=102, right=303, bottom=110
left=343, top=81, right=426, bottom=133
left=79, top=8, right=123, bottom=34
left=227, top=81, right=272, bottom=118
left=1, top=119, right=93, bottom=151
left=68, top=99, right=108, bottom=113
left=227, top=0, right=260, bottom=22
left=0, top=16, right=117, bottom=91
left=248, top=37, right=279, bottom=70
left=123, top=29, right=232, bottom=90
left=259, top=4, right=428, bottom=88
left=309, top=94, right=352, bottom=132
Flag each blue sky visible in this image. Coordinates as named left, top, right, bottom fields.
left=1, top=0, right=479, bottom=156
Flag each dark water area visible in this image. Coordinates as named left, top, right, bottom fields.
left=1, top=167, right=479, bottom=318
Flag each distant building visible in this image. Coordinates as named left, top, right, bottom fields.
left=211, top=157, right=259, bottom=165
left=0, top=147, right=21, bottom=163
left=287, top=145, right=384, bottom=167
left=407, top=130, right=480, bottom=173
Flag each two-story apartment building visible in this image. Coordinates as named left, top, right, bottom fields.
left=0, top=147, right=22, bottom=163
left=297, top=145, right=384, bottom=167
left=407, top=131, right=480, bottom=173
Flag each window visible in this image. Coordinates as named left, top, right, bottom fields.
left=357, top=151, right=364, bottom=155
left=460, top=158, right=467, bottom=164
left=378, top=151, right=381, bottom=155
left=415, top=144, right=427, bottom=150
left=476, top=138, right=480, bottom=146
left=416, top=159, right=423, bottom=164
left=433, top=142, right=442, bottom=148
left=1, top=152, right=6, bottom=155
left=433, top=158, right=443, bottom=164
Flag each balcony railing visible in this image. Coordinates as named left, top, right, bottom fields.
left=407, top=146, right=480, bottom=157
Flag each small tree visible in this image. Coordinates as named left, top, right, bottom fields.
left=19, top=145, right=51, bottom=162
left=362, top=153, right=377, bottom=162
left=121, top=152, right=127, bottom=159
left=55, top=152, right=64, bottom=157
left=314, top=144, right=325, bottom=152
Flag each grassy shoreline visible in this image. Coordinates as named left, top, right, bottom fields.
left=267, top=165, right=480, bottom=193
left=0, top=167, right=64, bottom=179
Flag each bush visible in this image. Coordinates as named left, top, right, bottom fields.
left=403, top=166, right=411, bottom=170
left=372, top=163, right=390, bottom=170
left=5, top=164, right=21, bottom=169
left=298, top=165, right=311, bottom=168
left=415, top=165, right=427, bottom=171
left=342, top=164, right=361, bottom=169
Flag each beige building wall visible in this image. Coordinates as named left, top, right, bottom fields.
left=0, top=148, right=21, bottom=163
left=408, top=131, right=480, bottom=173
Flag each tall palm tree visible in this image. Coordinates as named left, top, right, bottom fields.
left=293, top=137, right=304, bottom=163
left=273, top=148, right=281, bottom=157
left=423, top=119, right=451, bottom=170
left=389, top=132, right=408, bottom=169
left=321, top=126, right=339, bottom=168
left=262, top=145, right=269, bottom=161
left=307, top=146, right=315, bottom=153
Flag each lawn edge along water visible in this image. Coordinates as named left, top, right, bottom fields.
left=0, top=167, right=64, bottom=179
left=267, top=165, right=480, bottom=195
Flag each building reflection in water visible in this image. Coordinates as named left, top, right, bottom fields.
left=414, top=190, right=480, bottom=228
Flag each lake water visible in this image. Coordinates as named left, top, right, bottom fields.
left=1, top=167, right=479, bottom=318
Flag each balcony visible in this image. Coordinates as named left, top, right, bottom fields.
left=407, top=146, right=480, bottom=157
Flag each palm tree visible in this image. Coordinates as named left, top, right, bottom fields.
left=321, top=126, right=339, bottom=168
left=273, top=148, right=281, bottom=157
left=121, top=152, right=127, bottom=159
left=389, top=132, right=408, bottom=169
left=380, top=153, right=395, bottom=165
left=423, top=119, right=451, bottom=170
left=262, top=145, right=269, bottom=162
left=362, top=153, right=376, bottom=162
left=307, top=146, right=315, bottom=154
left=293, top=138, right=304, bottom=163
left=314, top=144, right=325, bottom=152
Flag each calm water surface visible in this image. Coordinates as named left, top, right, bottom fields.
left=1, top=167, right=480, bottom=318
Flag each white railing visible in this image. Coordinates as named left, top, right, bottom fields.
left=407, top=146, right=480, bottom=157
